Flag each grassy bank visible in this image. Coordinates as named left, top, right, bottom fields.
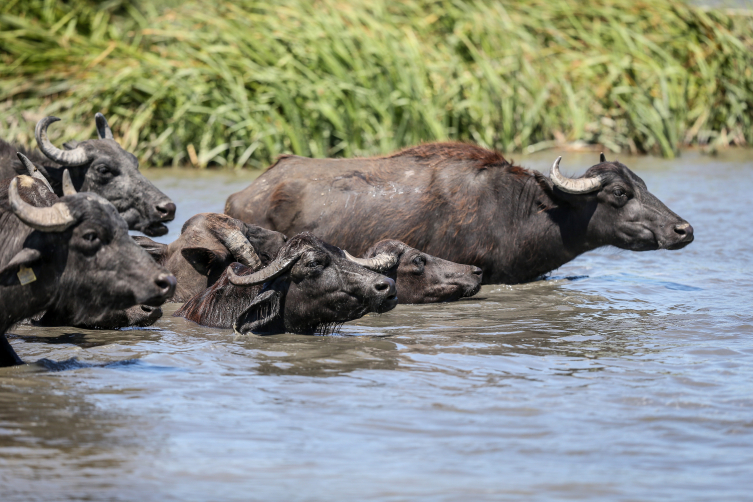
left=1, top=0, right=752, bottom=166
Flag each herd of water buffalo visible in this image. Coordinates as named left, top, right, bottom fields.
left=0, top=114, right=695, bottom=367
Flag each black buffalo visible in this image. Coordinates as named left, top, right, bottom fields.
left=0, top=114, right=176, bottom=236
left=348, top=239, right=482, bottom=303
left=225, top=143, right=694, bottom=284
left=134, top=213, right=287, bottom=302
left=0, top=172, right=176, bottom=367
left=175, top=233, right=398, bottom=335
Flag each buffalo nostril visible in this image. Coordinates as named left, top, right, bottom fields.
left=374, top=280, right=389, bottom=291
left=155, top=273, right=177, bottom=298
left=140, top=305, right=154, bottom=313
left=674, top=222, right=694, bottom=239
left=156, top=201, right=176, bottom=221
left=471, top=266, right=483, bottom=276
left=373, top=277, right=396, bottom=295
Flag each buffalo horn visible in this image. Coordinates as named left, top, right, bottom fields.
left=600, top=152, right=606, bottom=163
left=16, top=153, right=53, bottom=192
left=35, top=117, right=90, bottom=166
left=95, top=113, right=114, bottom=140
left=226, top=253, right=302, bottom=287
left=214, top=226, right=262, bottom=270
left=8, top=177, right=77, bottom=232
left=550, top=156, right=603, bottom=194
left=61, top=169, right=77, bottom=196
left=343, top=250, right=398, bottom=272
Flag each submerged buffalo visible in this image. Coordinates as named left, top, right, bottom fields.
left=134, top=213, right=287, bottom=302
left=225, top=143, right=694, bottom=284
left=0, top=114, right=176, bottom=236
left=1, top=172, right=176, bottom=367
left=175, top=233, right=398, bottom=335
left=347, top=239, right=482, bottom=303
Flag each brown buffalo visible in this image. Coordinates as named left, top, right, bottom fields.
left=225, top=143, right=694, bottom=284
left=134, top=213, right=287, bottom=302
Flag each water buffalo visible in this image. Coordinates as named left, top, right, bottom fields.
left=6, top=154, right=164, bottom=330
left=0, top=114, right=176, bottom=236
left=225, top=143, right=695, bottom=284
left=133, top=213, right=287, bottom=302
left=346, top=239, right=482, bottom=303
left=175, top=233, right=398, bottom=335
left=0, top=172, right=176, bottom=367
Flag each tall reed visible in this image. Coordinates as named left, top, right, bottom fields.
left=1, top=0, right=752, bottom=166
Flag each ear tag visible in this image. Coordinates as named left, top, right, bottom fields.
left=17, top=266, right=37, bottom=285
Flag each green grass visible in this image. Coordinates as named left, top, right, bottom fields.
left=1, top=0, right=752, bottom=167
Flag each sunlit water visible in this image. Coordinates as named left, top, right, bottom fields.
left=1, top=150, right=751, bottom=501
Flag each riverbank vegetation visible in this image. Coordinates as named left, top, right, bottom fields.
left=1, top=0, right=752, bottom=166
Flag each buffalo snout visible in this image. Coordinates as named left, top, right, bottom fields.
left=666, top=221, right=694, bottom=250
left=143, top=272, right=177, bottom=306
left=373, top=276, right=398, bottom=312
left=156, top=201, right=176, bottom=221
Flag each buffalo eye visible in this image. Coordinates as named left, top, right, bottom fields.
left=306, top=260, right=322, bottom=269
left=96, top=165, right=114, bottom=177
left=82, top=231, right=99, bottom=243
left=613, top=188, right=627, bottom=198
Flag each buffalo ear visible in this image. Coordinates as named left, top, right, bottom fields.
left=0, top=248, right=42, bottom=286
left=235, top=288, right=283, bottom=335
left=132, top=236, right=168, bottom=263
left=181, top=247, right=229, bottom=276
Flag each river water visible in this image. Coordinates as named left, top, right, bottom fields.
left=1, top=150, right=751, bottom=501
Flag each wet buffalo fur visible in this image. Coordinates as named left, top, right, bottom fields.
left=362, top=239, right=482, bottom=303
left=133, top=213, right=287, bottom=302
left=0, top=122, right=176, bottom=237
left=0, top=176, right=175, bottom=366
left=225, top=142, right=694, bottom=284
left=175, top=233, right=397, bottom=335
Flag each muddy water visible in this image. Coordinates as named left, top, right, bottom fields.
left=1, top=151, right=752, bottom=501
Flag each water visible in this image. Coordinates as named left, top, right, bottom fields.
left=1, top=150, right=752, bottom=501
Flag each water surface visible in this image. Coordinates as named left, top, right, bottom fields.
left=1, top=150, right=752, bottom=501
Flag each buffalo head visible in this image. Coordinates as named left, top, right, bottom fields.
left=549, top=154, right=694, bottom=252
left=134, top=213, right=287, bottom=302
left=0, top=175, right=177, bottom=327
left=351, top=239, right=482, bottom=303
left=33, top=114, right=176, bottom=237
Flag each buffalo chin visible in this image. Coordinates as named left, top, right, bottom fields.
left=141, top=222, right=169, bottom=237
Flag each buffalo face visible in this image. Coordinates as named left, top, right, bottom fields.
left=35, top=115, right=176, bottom=237
left=362, top=240, right=483, bottom=303
left=550, top=156, right=694, bottom=253
left=224, top=233, right=398, bottom=335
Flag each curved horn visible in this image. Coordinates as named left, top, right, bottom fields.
left=16, top=153, right=53, bottom=192
left=35, top=116, right=90, bottom=166
left=62, top=169, right=77, bottom=196
left=213, top=226, right=262, bottom=270
left=550, top=156, right=603, bottom=194
left=344, top=250, right=398, bottom=272
left=226, top=254, right=300, bottom=287
left=8, top=177, right=77, bottom=232
left=600, top=152, right=606, bottom=163
left=95, top=113, right=114, bottom=140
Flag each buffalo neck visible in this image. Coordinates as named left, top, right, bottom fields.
left=485, top=175, right=598, bottom=284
